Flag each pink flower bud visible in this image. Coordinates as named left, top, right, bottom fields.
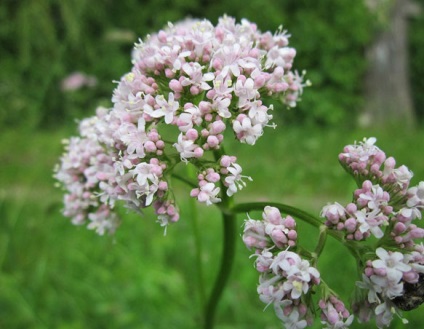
left=144, top=141, right=157, bottom=152
left=210, top=120, right=226, bottom=134
left=186, top=129, right=199, bottom=140
left=206, top=172, right=220, bottom=183
left=190, top=188, right=199, bottom=197
left=169, top=79, right=183, bottom=93
left=158, top=181, right=168, bottom=191
left=194, top=147, right=204, bottom=158
left=207, top=135, right=219, bottom=148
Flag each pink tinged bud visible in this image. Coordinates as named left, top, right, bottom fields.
left=220, top=155, right=233, bottom=167
left=199, top=101, right=212, bottom=113
left=206, top=172, right=220, bottom=183
left=157, top=30, right=167, bottom=42
left=212, top=58, right=223, bottom=70
left=199, top=180, right=210, bottom=189
left=158, top=181, right=168, bottom=191
left=375, top=151, right=387, bottom=165
left=364, top=267, right=374, bottom=277
left=263, top=206, right=282, bottom=224
left=411, top=227, right=424, bottom=239
left=403, top=270, right=419, bottom=283
left=370, top=163, right=381, bottom=175
left=144, top=141, right=157, bottom=152
left=345, top=218, right=357, bottom=232
left=336, top=222, right=344, bottom=231
left=194, top=147, right=204, bottom=158
left=186, top=129, right=199, bottom=140
left=190, top=188, right=200, bottom=197
left=254, top=74, right=267, bottom=88
left=287, top=230, right=297, bottom=240
left=210, top=120, right=226, bottom=134
left=190, top=86, right=200, bottom=95
left=206, top=90, right=215, bottom=99
left=271, top=230, right=287, bottom=246
left=165, top=68, right=175, bottom=78
left=157, top=206, right=166, bottom=215
left=184, top=102, right=194, bottom=110
left=394, top=236, right=403, bottom=244
left=237, top=74, right=247, bottom=83
left=201, top=129, right=209, bottom=137
left=207, top=135, right=220, bottom=148
left=169, top=79, right=183, bottom=92
left=171, top=213, right=180, bottom=222
left=274, top=83, right=289, bottom=92
left=284, top=216, right=296, bottom=229
left=354, top=231, right=364, bottom=240
left=394, top=222, right=407, bottom=234
left=197, top=192, right=209, bottom=203
left=326, top=306, right=340, bottom=325
left=373, top=268, right=387, bottom=276
left=167, top=205, right=176, bottom=216
left=155, top=140, right=165, bottom=149
left=345, top=203, right=357, bottom=214
left=148, top=130, right=159, bottom=142
left=205, top=113, right=213, bottom=122
left=382, top=205, right=393, bottom=215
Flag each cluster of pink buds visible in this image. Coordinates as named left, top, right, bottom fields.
left=322, top=137, right=424, bottom=244
left=243, top=206, right=298, bottom=250
left=243, top=207, right=320, bottom=328
left=322, top=138, right=424, bottom=327
left=319, top=295, right=354, bottom=328
left=55, top=16, right=307, bottom=234
left=339, top=137, right=413, bottom=194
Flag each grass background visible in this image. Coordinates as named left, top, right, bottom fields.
left=1, top=124, right=424, bottom=329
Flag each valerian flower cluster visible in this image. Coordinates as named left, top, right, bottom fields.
left=54, top=16, right=307, bottom=235
left=243, top=138, right=424, bottom=328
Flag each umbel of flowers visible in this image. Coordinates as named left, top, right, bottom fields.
left=54, top=15, right=307, bottom=235
left=243, top=138, right=424, bottom=328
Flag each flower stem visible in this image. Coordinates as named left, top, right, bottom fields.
left=203, top=207, right=237, bottom=329
left=203, top=149, right=236, bottom=329
left=232, top=201, right=323, bottom=228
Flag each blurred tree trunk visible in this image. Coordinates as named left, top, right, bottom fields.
left=360, top=0, right=420, bottom=127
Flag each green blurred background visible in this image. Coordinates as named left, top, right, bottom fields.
left=1, top=0, right=424, bottom=328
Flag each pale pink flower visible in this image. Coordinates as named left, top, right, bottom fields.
left=197, top=182, right=221, bottom=205
left=407, top=181, right=424, bottom=208
left=232, top=116, right=263, bottom=145
left=372, top=247, right=411, bottom=283
left=144, top=93, right=179, bottom=124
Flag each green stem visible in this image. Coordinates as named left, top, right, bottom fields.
left=187, top=174, right=206, bottom=312
left=203, top=209, right=237, bottom=329
left=312, top=225, right=328, bottom=264
left=203, top=147, right=237, bottom=329
left=232, top=202, right=323, bottom=228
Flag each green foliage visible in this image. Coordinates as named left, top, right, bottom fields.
left=0, top=0, right=379, bottom=129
